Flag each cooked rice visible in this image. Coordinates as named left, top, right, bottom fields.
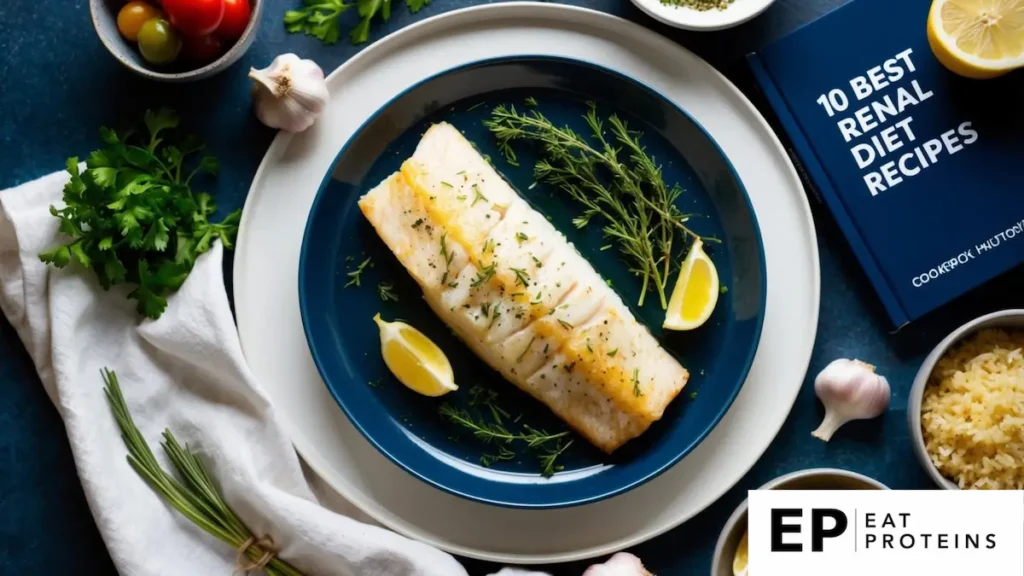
left=921, top=328, right=1024, bottom=489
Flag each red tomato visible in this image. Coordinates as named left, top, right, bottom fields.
left=216, top=0, right=250, bottom=40
left=180, top=33, right=223, bottom=62
left=162, top=0, right=224, bottom=36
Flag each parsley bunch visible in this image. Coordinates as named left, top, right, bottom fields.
left=39, top=109, right=241, bottom=320
left=284, top=0, right=431, bottom=45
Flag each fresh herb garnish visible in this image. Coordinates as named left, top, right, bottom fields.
left=607, top=348, right=618, bottom=357
left=471, top=184, right=488, bottom=206
left=439, top=231, right=454, bottom=285
left=557, top=319, right=573, bottom=330
left=471, top=261, right=497, bottom=288
left=284, top=0, right=431, bottom=45
left=516, top=337, right=536, bottom=363
left=38, top=109, right=239, bottom=319
left=689, top=391, right=698, bottom=400
left=632, top=368, right=643, bottom=397
left=441, top=181, right=454, bottom=188
left=377, top=281, right=399, bottom=302
left=344, top=256, right=372, bottom=288
left=438, top=404, right=570, bottom=477
left=411, top=218, right=425, bottom=229
left=515, top=232, right=529, bottom=244
left=102, top=369, right=304, bottom=576
left=510, top=267, right=530, bottom=287
left=468, top=385, right=510, bottom=424
left=486, top=102, right=718, bottom=309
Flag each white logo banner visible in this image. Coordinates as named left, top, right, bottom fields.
left=748, top=490, right=1023, bottom=575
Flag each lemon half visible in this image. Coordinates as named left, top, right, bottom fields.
left=732, top=530, right=749, bottom=576
left=928, top=0, right=1024, bottom=79
left=663, top=239, right=720, bottom=331
left=373, top=314, right=457, bottom=397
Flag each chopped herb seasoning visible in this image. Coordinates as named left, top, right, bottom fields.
left=344, top=257, right=373, bottom=288
left=605, top=279, right=613, bottom=287
left=472, top=261, right=497, bottom=287
left=441, top=181, right=454, bottom=188
left=689, top=391, right=698, bottom=400
left=524, top=96, right=538, bottom=107
left=632, top=368, right=643, bottom=397
left=481, top=302, right=491, bottom=316
left=377, top=281, right=399, bottom=302
left=516, top=232, right=529, bottom=244
left=543, top=343, right=549, bottom=354
left=557, top=319, right=573, bottom=330
left=720, top=285, right=729, bottom=294
left=586, top=339, right=593, bottom=353
left=457, top=195, right=467, bottom=201
left=471, top=184, right=488, bottom=206
left=531, top=291, right=543, bottom=305
left=517, top=337, right=536, bottom=363
left=411, top=218, right=425, bottom=229
left=510, top=267, right=530, bottom=287
left=607, top=348, right=618, bottom=357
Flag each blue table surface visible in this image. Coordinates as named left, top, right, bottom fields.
left=2, top=0, right=1022, bottom=574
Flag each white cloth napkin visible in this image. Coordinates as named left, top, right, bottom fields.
left=0, top=169, right=497, bottom=576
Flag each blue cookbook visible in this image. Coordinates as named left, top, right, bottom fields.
left=748, top=0, right=1024, bottom=328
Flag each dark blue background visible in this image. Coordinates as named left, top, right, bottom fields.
left=1, top=0, right=1021, bottom=574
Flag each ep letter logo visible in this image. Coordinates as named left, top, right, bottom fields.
left=771, top=509, right=848, bottom=552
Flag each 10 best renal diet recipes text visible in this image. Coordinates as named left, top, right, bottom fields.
left=814, top=48, right=977, bottom=196
left=815, top=47, right=1024, bottom=291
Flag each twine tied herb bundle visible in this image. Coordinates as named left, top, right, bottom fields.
left=102, top=369, right=304, bottom=576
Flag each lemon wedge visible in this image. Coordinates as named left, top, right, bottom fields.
left=927, top=0, right=1024, bottom=79
left=663, top=239, right=719, bottom=331
left=732, top=530, right=749, bottom=576
left=373, top=314, right=457, bottom=397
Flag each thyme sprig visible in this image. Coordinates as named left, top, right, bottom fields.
left=439, top=402, right=571, bottom=477
left=486, top=102, right=717, bottom=308
left=101, top=369, right=304, bottom=576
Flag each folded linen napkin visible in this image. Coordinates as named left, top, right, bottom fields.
left=0, top=169, right=498, bottom=576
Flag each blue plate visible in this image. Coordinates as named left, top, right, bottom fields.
left=299, top=56, right=766, bottom=509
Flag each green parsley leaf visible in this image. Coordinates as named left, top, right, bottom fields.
left=37, top=110, right=238, bottom=319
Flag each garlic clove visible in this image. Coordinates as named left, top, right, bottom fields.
left=249, top=53, right=329, bottom=133
left=582, top=553, right=653, bottom=576
left=811, top=358, right=891, bottom=442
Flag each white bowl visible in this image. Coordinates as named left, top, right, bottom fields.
left=630, top=0, right=777, bottom=31
left=710, top=468, right=887, bottom=576
left=907, top=309, right=1024, bottom=490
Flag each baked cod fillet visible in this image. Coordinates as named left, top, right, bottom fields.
left=358, top=122, right=688, bottom=453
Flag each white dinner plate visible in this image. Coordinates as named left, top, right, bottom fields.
left=233, top=3, right=819, bottom=564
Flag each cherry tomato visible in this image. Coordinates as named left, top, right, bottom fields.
left=117, top=1, right=162, bottom=42
left=215, top=0, right=250, bottom=40
left=162, top=0, right=224, bottom=36
left=180, top=33, right=223, bottom=62
left=137, top=18, right=182, bottom=64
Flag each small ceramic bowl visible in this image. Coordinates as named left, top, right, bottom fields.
left=907, top=309, right=1024, bottom=490
left=90, top=0, right=262, bottom=82
left=630, top=0, right=777, bottom=32
left=711, top=468, right=887, bottom=576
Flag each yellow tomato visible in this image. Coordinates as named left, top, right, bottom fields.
left=117, top=1, right=162, bottom=42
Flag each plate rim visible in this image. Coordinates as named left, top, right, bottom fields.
left=234, top=2, right=820, bottom=564
left=296, top=54, right=769, bottom=509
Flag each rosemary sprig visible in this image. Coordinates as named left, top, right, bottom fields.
left=344, top=256, right=372, bottom=288
left=439, top=403, right=570, bottom=477
left=486, top=102, right=716, bottom=309
left=101, top=369, right=304, bottom=576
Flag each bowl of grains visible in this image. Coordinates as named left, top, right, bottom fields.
left=909, top=309, right=1024, bottom=490
left=629, top=0, right=777, bottom=31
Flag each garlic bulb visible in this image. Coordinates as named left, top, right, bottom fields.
left=249, top=54, right=328, bottom=133
left=582, top=553, right=653, bottom=576
left=811, top=359, right=891, bottom=442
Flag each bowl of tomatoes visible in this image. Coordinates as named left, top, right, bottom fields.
left=91, top=0, right=261, bottom=81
